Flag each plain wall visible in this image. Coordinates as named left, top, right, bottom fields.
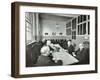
left=41, top=14, right=67, bottom=39
left=40, top=14, right=72, bottom=40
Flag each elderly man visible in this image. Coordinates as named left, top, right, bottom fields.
left=74, top=43, right=89, bottom=64
left=35, top=46, right=62, bottom=66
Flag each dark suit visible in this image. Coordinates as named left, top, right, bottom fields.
left=35, top=55, right=62, bottom=66
left=31, top=42, right=43, bottom=64
left=75, top=48, right=89, bottom=64
left=26, top=42, right=37, bottom=67
left=67, top=45, right=74, bottom=55
left=26, top=41, right=44, bottom=67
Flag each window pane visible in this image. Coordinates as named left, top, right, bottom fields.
left=66, top=22, right=71, bottom=28
left=80, top=15, right=82, bottom=22
left=66, top=28, right=71, bottom=35
left=74, top=31, right=76, bottom=39
left=83, top=23, right=86, bottom=35
left=72, top=18, right=76, bottom=30
left=80, top=24, right=82, bottom=35
left=88, top=15, right=90, bottom=20
left=26, top=27, right=32, bottom=32
left=25, top=12, right=29, bottom=19
left=72, top=32, right=73, bottom=39
left=78, top=25, right=80, bottom=35
left=26, top=31, right=32, bottom=44
left=26, top=22, right=32, bottom=29
left=72, top=31, right=76, bottom=39
left=83, top=15, right=87, bottom=21
left=88, top=22, right=90, bottom=34
left=78, top=16, right=80, bottom=23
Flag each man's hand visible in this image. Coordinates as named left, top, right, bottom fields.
left=72, top=52, right=76, bottom=57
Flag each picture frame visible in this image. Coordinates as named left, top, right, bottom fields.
left=11, top=2, right=98, bottom=78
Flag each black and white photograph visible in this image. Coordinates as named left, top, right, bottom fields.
left=11, top=2, right=97, bottom=78
left=25, top=13, right=90, bottom=67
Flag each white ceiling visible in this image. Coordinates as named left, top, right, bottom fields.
left=40, top=13, right=80, bottom=18
left=51, top=13, right=80, bottom=18
left=39, top=13, right=80, bottom=22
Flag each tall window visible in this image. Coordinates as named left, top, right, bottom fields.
left=66, top=15, right=90, bottom=40
left=77, top=15, right=90, bottom=35
left=72, top=31, right=76, bottom=39
left=66, top=22, right=71, bottom=35
left=72, top=18, right=76, bottom=30
left=25, top=12, right=33, bottom=45
left=72, top=18, right=76, bottom=39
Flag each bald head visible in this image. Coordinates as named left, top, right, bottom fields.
left=79, top=43, right=84, bottom=50
left=40, top=46, right=50, bottom=56
left=42, top=38, right=46, bottom=43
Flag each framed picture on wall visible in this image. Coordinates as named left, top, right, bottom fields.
left=11, top=2, right=98, bottom=78
left=45, top=33, right=48, bottom=35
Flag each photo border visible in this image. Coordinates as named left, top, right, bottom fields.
left=11, top=2, right=98, bottom=78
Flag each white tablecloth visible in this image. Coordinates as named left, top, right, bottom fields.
left=52, top=49, right=79, bottom=65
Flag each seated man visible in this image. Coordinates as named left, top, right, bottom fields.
left=35, top=46, right=62, bottom=66
left=66, top=40, right=75, bottom=55
left=73, top=43, right=89, bottom=64
left=46, top=40, right=54, bottom=50
left=27, top=41, right=43, bottom=66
